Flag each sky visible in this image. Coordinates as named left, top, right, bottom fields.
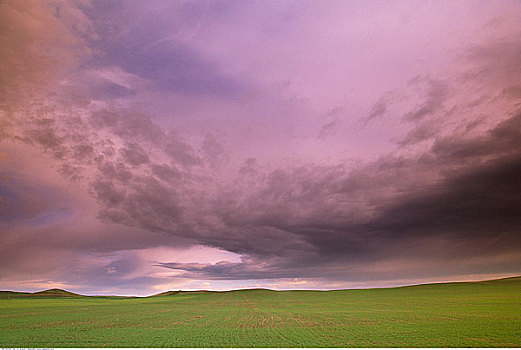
left=1, top=0, right=521, bottom=296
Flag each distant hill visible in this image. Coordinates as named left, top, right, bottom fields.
left=150, top=288, right=280, bottom=297
left=149, top=277, right=521, bottom=297
left=32, top=288, right=82, bottom=297
left=389, top=275, right=521, bottom=290
left=0, top=291, right=32, bottom=298
left=483, top=275, right=521, bottom=284
left=150, top=290, right=223, bottom=297
left=0, top=288, right=84, bottom=298
left=151, top=290, right=182, bottom=297
left=1, top=276, right=520, bottom=298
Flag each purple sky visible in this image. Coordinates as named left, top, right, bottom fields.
left=1, top=0, right=521, bottom=296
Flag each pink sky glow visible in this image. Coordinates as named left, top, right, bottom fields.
left=1, top=0, right=521, bottom=296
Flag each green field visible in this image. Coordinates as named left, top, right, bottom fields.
left=1, top=277, right=520, bottom=347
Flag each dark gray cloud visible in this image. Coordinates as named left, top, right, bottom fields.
left=404, top=79, right=448, bottom=121
left=398, top=122, right=439, bottom=146
left=432, top=113, right=521, bottom=162
left=201, top=133, right=227, bottom=165
left=10, top=96, right=519, bottom=285
left=465, top=37, right=521, bottom=85
left=121, top=143, right=149, bottom=166
left=165, top=134, right=201, bottom=167
left=92, top=175, right=184, bottom=232
left=151, top=163, right=181, bottom=182
left=365, top=97, right=389, bottom=125
left=153, top=111, right=521, bottom=281
left=5, top=91, right=521, bottom=286
left=318, top=119, right=341, bottom=139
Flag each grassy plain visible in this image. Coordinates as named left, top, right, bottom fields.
left=1, top=277, right=520, bottom=347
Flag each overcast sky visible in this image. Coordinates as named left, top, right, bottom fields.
left=1, top=0, right=521, bottom=296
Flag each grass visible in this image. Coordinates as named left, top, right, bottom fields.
left=1, top=277, right=520, bottom=347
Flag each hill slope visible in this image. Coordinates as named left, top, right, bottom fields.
left=32, top=288, right=82, bottom=297
left=0, top=288, right=84, bottom=298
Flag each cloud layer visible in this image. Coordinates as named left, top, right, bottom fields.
left=1, top=0, right=521, bottom=295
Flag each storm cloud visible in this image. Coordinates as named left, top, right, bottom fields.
left=1, top=0, right=521, bottom=295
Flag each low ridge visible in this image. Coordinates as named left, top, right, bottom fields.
left=32, top=288, right=82, bottom=297
left=1, top=276, right=519, bottom=298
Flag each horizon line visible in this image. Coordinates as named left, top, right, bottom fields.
left=2, top=275, right=519, bottom=298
